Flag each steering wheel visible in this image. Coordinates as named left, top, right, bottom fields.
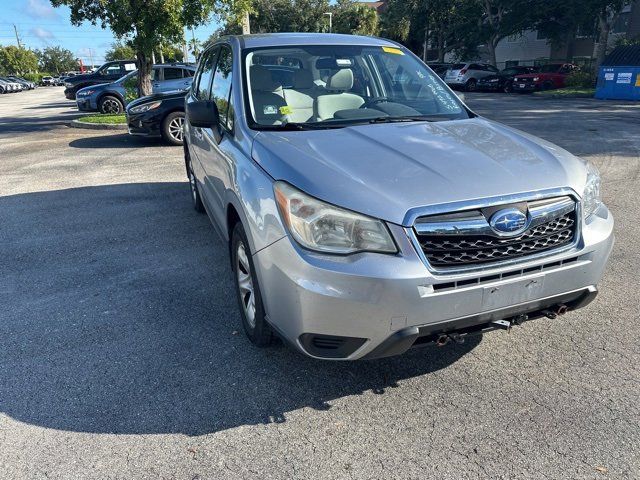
left=360, top=97, right=391, bottom=109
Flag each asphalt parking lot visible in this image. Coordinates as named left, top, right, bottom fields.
left=1, top=87, right=639, bottom=479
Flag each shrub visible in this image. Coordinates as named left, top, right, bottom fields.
left=565, top=70, right=595, bottom=88
left=22, top=73, right=45, bottom=83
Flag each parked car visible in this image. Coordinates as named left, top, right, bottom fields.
left=7, top=76, right=36, bottom=90
left=0, top=78, right=14, bottom=93
left=126, top=90, right=188, bottom=145
left=76, top=64, right=195, bottom=114
left=512, top=63, right=578, bottom=92
left=41, top=76, right=55, bottom=86
left=477, top=66, right=539, bottom=93
left=444, top=63, right=500, bottom=91
left=0, top=77, right=22, bottom=92
left=183, top=33, right=613, bottom=360
left=64, top=59, right=137, bottom=99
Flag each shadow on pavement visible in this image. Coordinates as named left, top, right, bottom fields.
left=0, top=182, right=479, bottom=436
left=69, top=134, right=168, bottom=149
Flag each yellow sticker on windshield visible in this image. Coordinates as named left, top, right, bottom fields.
left=280, top=105, right=293, bottom=115
left=382, top=46, right=404, bottom=55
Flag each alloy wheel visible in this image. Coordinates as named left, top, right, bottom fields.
left=102, top=98, right=121, bottom=114
left=168, top=115, right=184, bottom=143
left=236, top=242, right=256, bottom=328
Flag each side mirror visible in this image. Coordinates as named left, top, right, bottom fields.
left=187, top=100, right=219, bottom=128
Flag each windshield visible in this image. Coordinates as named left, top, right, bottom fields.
left=244, top=45, right=469, bottom=129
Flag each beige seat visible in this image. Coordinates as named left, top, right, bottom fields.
left=282, top=70, right=320, bottom=123
left=315, top=69, right=364, bottom=121
left=250, top=65, right=287, bottom=125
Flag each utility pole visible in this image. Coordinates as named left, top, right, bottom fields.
left=323, top=12, right=332, bottom=33
left=242, top=10, right=251, bottom=35
left=13, top=24, right=22, bottom=48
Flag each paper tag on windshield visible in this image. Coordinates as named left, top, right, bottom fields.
left=382, top=47, right=404, bottom=55
left=279, top=105, right=293, bottom=115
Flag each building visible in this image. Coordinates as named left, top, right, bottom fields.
left=448, top=1, right=640, bottom=69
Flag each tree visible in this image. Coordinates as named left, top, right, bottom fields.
left=36, top=46, right=77, bottom=74
left=477, top=0, right=530, bottom=67
left=51, top=0, right=222, bottom=96
left=592, top=0, right=631, bottom=68
left=0, top=45, right=39, bottom=75
left=332, top=1, right=379, bottom=36
left=105, top=41, right=136, bottom=62
left=160, top=44, right=185, bottom=62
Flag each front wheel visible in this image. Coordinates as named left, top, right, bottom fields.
left=231, top=222, right=274, bottom=347
left=503, top=81, right=513, bottom=93
left=162, top=111, right=185, bottom=146
left=98, top=95, right=124, bottom=114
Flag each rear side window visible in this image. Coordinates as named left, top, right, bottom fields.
left=194, top=49, right=218, bottom=101
left=163, top=68, right=183, bottom=80
left=183, top=69, right=194, bottom=77
left=211, top=46, right=233, bottom=130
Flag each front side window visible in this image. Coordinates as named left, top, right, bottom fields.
left=244, top=45, right=468, bottom=129
left=211, top=46, right=234, bottom=130
left=194, top=49, right=218, bottom=101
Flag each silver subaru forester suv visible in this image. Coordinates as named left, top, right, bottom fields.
left=183, top=34, right=613, bottom=360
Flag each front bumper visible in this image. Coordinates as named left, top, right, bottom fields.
left=253, top=207, right=614, bottom=360
left=76, top=97, right=96, bottom=111
left=477, top=82, right=501, bottom=91
left=64, top=87, right=77, bottom=99
left=514, top=82, right=540, bottom=92
left=126, top=112, right=162, bottom=138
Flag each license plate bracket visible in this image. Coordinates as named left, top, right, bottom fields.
left=482, top=275, right=544, bottom=310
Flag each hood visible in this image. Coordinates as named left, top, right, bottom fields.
left=78, top=82, right=110, bottom=93
left=67, top=72, right=98, bottom=84
left=127, top=90, right=187, bottom=109
left=252, top=118, right=588, bottom=226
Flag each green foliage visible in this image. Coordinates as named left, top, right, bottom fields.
left=36, top=46, right=77, bottom=74
left=22, top=72, right=45, bottom=83
left=0, top=46, right=39, bottom=75
left=564, top=70, right=595, bottom=88
left=160, top=44, right=185, bottom=62
left=332, top=1, right=379, bottom=36
left=231, top=0, right=331, bottom=33
left=105, top=41, right=136, bottom=61
left=50, top=0, right=224, bottom=95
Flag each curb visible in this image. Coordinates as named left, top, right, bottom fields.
left=69, top=119, right=127, bottom=131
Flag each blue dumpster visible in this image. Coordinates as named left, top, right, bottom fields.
left=595, top=45, right=640, bottom=100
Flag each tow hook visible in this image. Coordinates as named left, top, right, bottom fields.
left=492, top=319, right=513, bottom=331
left=435, top=333, right=465, bottom=347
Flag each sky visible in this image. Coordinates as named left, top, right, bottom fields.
left=0, top=0, right=222, bottom=66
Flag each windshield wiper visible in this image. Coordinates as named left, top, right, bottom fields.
left=262, top=122, right=345, bottom=131
left=368, top=115, right=436, bottom=124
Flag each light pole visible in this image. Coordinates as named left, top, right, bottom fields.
left=323, top=12, right=332, bottom=33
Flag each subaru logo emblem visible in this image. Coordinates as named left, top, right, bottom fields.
left=490, top=208, right=529, bottom=235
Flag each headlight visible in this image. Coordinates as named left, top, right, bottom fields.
left=489, top=78, right=499, bottom=82
left=129, top=101, right=162, bottom=114
left=65, top=82, right=73, bottom=87
left=274, top=182, right=397, bottom=254
left=533, top=77, right=540, bottom=82
left=582, top=162, right=602, bottom=218
left=77, top=90, right=94, bottom=96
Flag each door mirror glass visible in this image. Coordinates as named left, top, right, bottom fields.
left=187, top=100, right=219, bottom=128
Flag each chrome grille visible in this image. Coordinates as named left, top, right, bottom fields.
left=414, top=196, right=578, bottom=269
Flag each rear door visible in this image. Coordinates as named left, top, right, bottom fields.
left=197, top=44, right=236, bottom=227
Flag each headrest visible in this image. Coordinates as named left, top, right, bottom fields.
left=326, top=69, right=354, bottom=91
left=293, top=69, right=314, bottom=89
left=250, top=65, right=281, bottom=92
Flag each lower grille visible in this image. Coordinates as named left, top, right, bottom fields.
left=414, top=197, right=578, bottom=269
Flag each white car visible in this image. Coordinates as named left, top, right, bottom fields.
left=444, top=63, right=500, bottom=91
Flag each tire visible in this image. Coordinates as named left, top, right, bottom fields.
left=231, top=222, right=274, bottom=347
left=98, top=95, right=124, bottom=114
left=503, top=81, right=513, bottom=93
left=185, top=149, right=205, bottom=213
left=161, top=111, right=185, bottom=146
left=465, top=79, right=477, bottom=92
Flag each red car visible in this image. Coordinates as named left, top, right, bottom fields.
left=513, top=63, right=578, bottom=92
